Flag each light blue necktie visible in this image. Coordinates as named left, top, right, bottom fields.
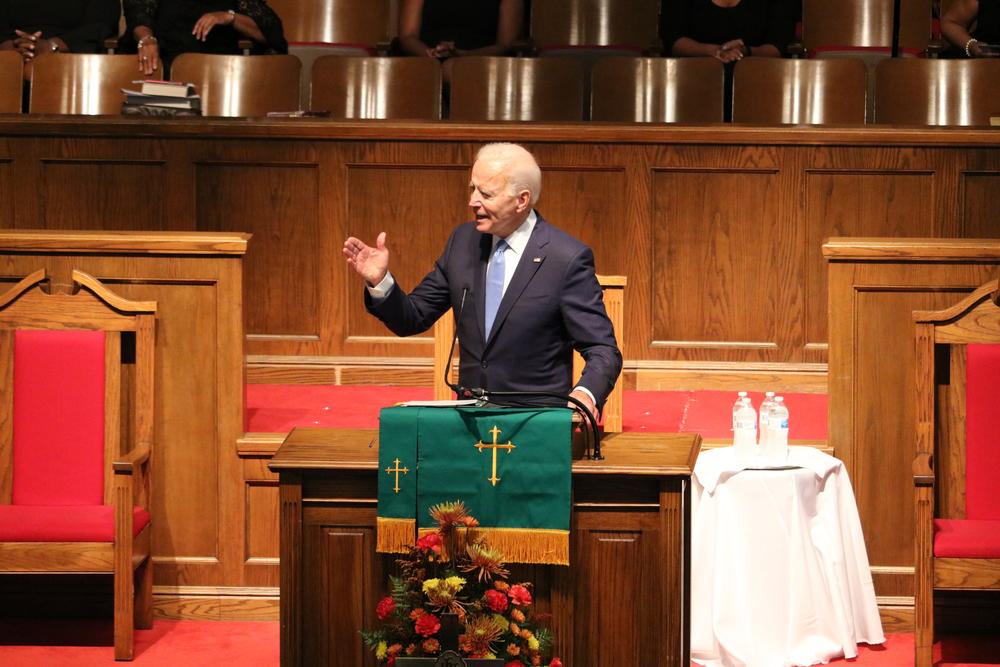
left=484, top=240, right=508, bottom=336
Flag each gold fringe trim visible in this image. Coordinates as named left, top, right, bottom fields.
left=416, top=526, right=569, bottom=566
left=377, top=517, right=416, bottom=553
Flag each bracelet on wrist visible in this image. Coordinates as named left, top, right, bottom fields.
left=138, top=35, right=158, bottom=48
left=227, top=9, right=237, bottom=24
left=965, top=37, right=979, bottom=57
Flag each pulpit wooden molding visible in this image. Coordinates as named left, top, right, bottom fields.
left=0, top=231, right=250, bottom=595
left=823, top=237, right=1000, bottom=622
left=269, top=427, right=699, bottom=667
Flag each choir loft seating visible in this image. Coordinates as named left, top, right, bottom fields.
left=913, top=279, right=1000, bottom=667
left=29, top=54, right=163, bottom=115
left=731, top=57, right=867, bottom=125
left=309, top=55, right=442, bottom=120
left=168, top=53, right=300, bottom=117
left=590, top=57, right=724, bottom=123
left=0, top=269, right=156, bottom=661
left=874, top=58, right=1000, bottom=126
left=266, top=0, right=394, bottom=109
left=0, top=51, right=22, bottom=113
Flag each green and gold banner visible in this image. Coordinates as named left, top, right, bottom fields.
left=377, top=406, right=572, bottom=565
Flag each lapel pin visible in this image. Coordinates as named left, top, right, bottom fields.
left=533, top=257, right=542, bottom=262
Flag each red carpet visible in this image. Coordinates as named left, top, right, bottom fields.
left=0, top=619, right=279, bottom=665
left=0, top=623, right=997, bottom=666
left=246, top=386, right=829, bottom=440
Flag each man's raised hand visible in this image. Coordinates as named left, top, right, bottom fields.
left=343, top=232, right=389, bottom=286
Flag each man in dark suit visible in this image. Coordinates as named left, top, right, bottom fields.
left=343, top=142, right=621, bottom=416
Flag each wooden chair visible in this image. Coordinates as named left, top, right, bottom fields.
left=267, top=0, right=394, bottom=108
left=169, top=54, right=300, bottom=117
left=875, top=58, right=1000, bottom=126
left=531, top=0, right=661, bottom=55
left=449, top=56, right=586, bottom=121
left=802, top=0, right=934, bottom=54
left=591, top=56, right=723, bottom=123
left=310, top=55, right=441, bottom=118
left=0, top=51, right=23, bottom=113
left=732, top=57, right=867, bottom=125
left=432, top=275, right=627, bottom=432
left=913, top=278, right=1000, bottom=667
left=28, top=54, right=162, bottom=115
left=0, top=268, right=156, bottom=661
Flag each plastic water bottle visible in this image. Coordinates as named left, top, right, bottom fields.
left=762, top=396, right=789, bottom=462
left=732, top=397, right=757, bottom=459
left=758, top=392, right=777, bottom=449
left=732, top=391, right=748, bottom=431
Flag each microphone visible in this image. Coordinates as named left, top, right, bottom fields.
left=443, top=286, right=468, bottom=395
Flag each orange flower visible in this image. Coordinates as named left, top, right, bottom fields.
left=494, top=580, right=510, bottom=592
left=510, top=608, right=525, bottom=623
left=387, top=643, right=403, bottom=655
left=410, top=608, right=426, bottom=620
left=405, top=644, right=417, bottom=655
left=507, top=643, right=521, bottom=656
left=422, top=638, right=440, bottom=654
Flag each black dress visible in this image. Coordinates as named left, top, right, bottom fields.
left=123, top=0, right=286, bottom=65
left=0, top=0, right=119, bottom=53
left=662, top=0, right=796, bottom=55
left=973, top=0, right=1000, bottom=44
left=419, top=0, right=501, bottom=51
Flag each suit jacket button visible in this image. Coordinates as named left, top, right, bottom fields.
left=480, top=361, right=488, bottom=369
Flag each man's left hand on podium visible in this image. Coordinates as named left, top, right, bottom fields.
left=568, top=388, right=596, bottom=420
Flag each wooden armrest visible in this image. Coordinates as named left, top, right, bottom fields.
left=913, top=451, right=935, bottom=486
left=104, top=36, right=120, bottom=54
left=113, top=441, right=152, bottom=473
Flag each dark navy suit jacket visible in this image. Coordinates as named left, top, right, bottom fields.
left=366, top=212, right=622, bottom=406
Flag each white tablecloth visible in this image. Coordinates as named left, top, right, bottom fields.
left=691, top=446, right=885, bottom=667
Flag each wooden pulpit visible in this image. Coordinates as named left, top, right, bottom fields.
left=269, top=428, right=699, bottom=667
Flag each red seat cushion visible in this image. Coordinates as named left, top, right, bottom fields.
left=0, top=505, right=150, bottom=542
left=965, top=344, right=1000, bottom=520
left=13, top=330, right=106, bottom=506
left=934, top=519, right=1000, bottom=558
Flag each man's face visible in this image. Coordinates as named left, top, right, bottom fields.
left=468, top=159, right=529, bottom=237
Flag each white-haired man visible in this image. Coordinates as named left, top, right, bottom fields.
left=343, top=143, right=621, bottom=416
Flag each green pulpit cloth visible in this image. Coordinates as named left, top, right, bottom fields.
left=377, top=406, right=572, bottom=565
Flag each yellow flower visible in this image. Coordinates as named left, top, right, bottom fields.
left=375, top=641, right=387, bottom=660
left=422, top=578, right=441, bottom=593
left=445, top=576, right=466, bottom=591
left=527, top=635, right=539, bottom=650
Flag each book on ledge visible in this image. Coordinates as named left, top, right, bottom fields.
left=133, top=79, right=196, bottom=98
left=122, top=91, right=201, bottom=109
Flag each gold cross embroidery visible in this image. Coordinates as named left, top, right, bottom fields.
left=385, top=457, right=409, bottom=493
left=474, top=425, right=516, bottom=486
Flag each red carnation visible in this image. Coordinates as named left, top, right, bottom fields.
left=505, top=661, right=527, bottom=667
left=485, top=588, right=509, bottom=612
left=414, top=611, right=441, bottom=637
left=417, top=532, right=443, bottom=552
left=549, top=659, right=563, bottom=667
left=508, top=584, right=532, bottom=607
left=376, top=596, right=395, bottom=620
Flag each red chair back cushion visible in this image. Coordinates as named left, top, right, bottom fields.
left=12, top=330, right=106, bottom=505
left=966, top=343, right=1000, bottom=520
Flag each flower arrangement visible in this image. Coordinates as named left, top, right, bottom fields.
left=361, top=501, right=562, bottom=667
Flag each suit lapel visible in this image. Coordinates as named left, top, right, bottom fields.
left=485, top=214, right=550, bottom=346
left=474, top=232, right=492, bottom=344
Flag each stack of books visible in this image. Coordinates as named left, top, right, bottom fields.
left=121, top=80, right=201, bottom=117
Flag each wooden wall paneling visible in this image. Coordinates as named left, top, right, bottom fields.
left=959, top=172, right=1000, bottom=238
left=196, top=161, right=321, bottom=342
left=0, top=152, right=11, bottom=224
left=824, top=240, right=1000, bottom=601
left=243, top=455, right=281, bottom=587
left=650, top=165, right=782, bottom=361
left=342, top=161, right=469, bottom=349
